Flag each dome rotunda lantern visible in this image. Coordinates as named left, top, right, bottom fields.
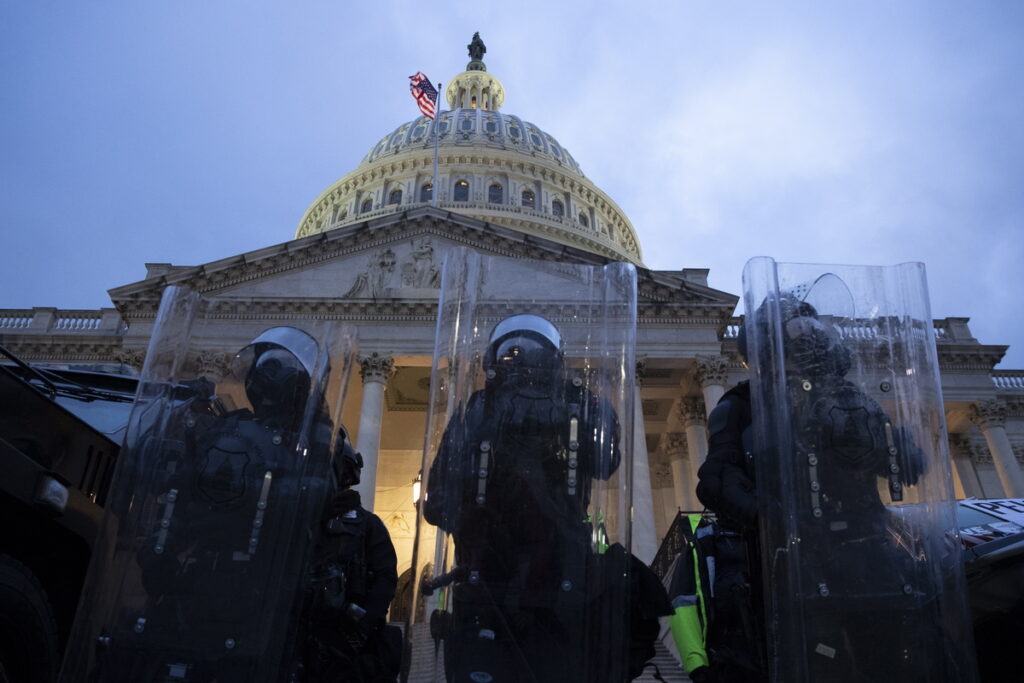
left=447, top=32, right=505, bottom=111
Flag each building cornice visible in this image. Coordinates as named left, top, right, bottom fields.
left=108, top=208, right=736, bottom=324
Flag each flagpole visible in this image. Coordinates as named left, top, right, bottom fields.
left=432, top=82, right=442, bottom=208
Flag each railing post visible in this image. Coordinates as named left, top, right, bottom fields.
left=30, top=307, right=56, bottom=331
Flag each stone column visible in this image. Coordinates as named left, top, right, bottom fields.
left=948, top=434, right=982, bottom=500
left=678, top=398, right=709, bottom=490
left=664, top=432, right=692, bottom=510
left=355, top=352, right=395, bottom=511
left=970, top=399, right=1024, bottom=497
left=695, top=354, right=729, bottom=418
left=632, top=361, right=658, bottom=564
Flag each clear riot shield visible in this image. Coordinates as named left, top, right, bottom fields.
left=409, top=249, right=637, bottom=683
left=742, top=258, right=977, bottom=683
left=60, top=286, right=356, bottom=683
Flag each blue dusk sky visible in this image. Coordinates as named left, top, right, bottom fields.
left=2, top=2, right=1022, bottom=367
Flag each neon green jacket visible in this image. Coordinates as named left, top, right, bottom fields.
left=668, top=514, right=712, bottom=674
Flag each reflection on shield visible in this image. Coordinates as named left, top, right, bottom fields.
left=197, top=440, right=253, bottom=504
left=743, top=257, right=976, bottom=683
left=825, top=405, right=875, bottom=468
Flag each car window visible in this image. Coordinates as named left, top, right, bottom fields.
left=960, top=500, right=1024, bottom=527
left=958, top=504, right=1004, bottom=528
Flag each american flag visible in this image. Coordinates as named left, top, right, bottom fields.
left=409, top=72, right=438, bottom=119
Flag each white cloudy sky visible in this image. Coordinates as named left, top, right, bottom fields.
left=2, top=2, right=1022, bottom=367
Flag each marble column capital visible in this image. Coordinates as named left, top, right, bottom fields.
left=970, top=399, right=1007, bottom=430
left=677, top=397, right=707, bottom=428
left=695, top=354, right=729, bottom=389
left=116, top=347, right=146, bottom=371
left=193, top=349, right=233, bottom=383
left=359, top=352, right=396, bottom=385
left=663, top=431, right=689, bottom=458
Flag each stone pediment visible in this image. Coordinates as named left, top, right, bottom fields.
left=106, top=207, right=737, bottom=326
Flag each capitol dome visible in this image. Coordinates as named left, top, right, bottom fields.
left=295, top=36, right=643, bottom=264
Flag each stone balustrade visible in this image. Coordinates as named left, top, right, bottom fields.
left=723, top=315, right=960, bottom=342
left=994, top=370, right=1024, bottom=391
left=0, top=308, right=125, bottom=335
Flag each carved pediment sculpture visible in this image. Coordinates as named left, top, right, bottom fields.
left=345, top=248, right=398, bottom=298
left=400, top=237, right=440, bottom=289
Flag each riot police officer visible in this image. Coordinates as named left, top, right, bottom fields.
left=301, top=430, right=401, bottom=683
left=423, top=313, right=627, bottom=682
left=99, top=327, right=335, bottom=682
left=695, top=375, right=765, bottom=683
left=698, top=292, right=929, bottom=682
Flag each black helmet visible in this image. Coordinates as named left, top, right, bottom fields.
left=737, top=293, right=817, bottom=364
left=331, top=427, right=364, bottom=489
left=740, top=290, right=851, bottom=377
left=483, top=313, right=563, bottom=385
left=232, top=327, right=319, bottom=420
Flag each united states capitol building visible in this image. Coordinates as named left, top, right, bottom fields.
left=2, top=38, right=1022, bottom=575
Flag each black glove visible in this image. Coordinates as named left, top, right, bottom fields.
left=689, top=665, right=716, bottom=683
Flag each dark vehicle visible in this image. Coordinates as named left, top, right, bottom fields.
left=0, top=345, right=136, bottom=683
left=963, top=528, right=1024, bottom=683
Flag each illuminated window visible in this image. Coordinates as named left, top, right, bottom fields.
left=388, top=189, right=403, bottom=205
left=420, top=183, right=433, bottom=202
left=488, top=184, right=503, bottom=204
left=521, top=189, right=535, bottom=208
left=552, top=199, right=564, bottom=217
left=454, top=180, right=469, bottom=201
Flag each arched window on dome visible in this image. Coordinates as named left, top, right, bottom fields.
left=388, top=189, right=403, bottom=206
left=488, top=184, right=503, bottom=204
left=454, top=180, right=469, bottom=202
left=578, top=212, right=589, bottom=227
left=552, top=199, right=564, bottom=217
left=420, top=183, right=433, bottom=202
left=360, top=198, right=373, bottom=214
left=521, top=189, right=535, bottom=209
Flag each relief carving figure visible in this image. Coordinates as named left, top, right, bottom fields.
left=401, top=237, right=440, bottom=288
left=345, top=248, right=397, bottom=298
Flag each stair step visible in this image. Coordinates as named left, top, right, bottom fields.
left=397, top=622, right=693, bottom=682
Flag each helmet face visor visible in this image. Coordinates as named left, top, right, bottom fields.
left=489, top=314, right=561, bottom=350
left=494, top=335, right=554, bottom=368
left=232, top=326, right=320, bottom=378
